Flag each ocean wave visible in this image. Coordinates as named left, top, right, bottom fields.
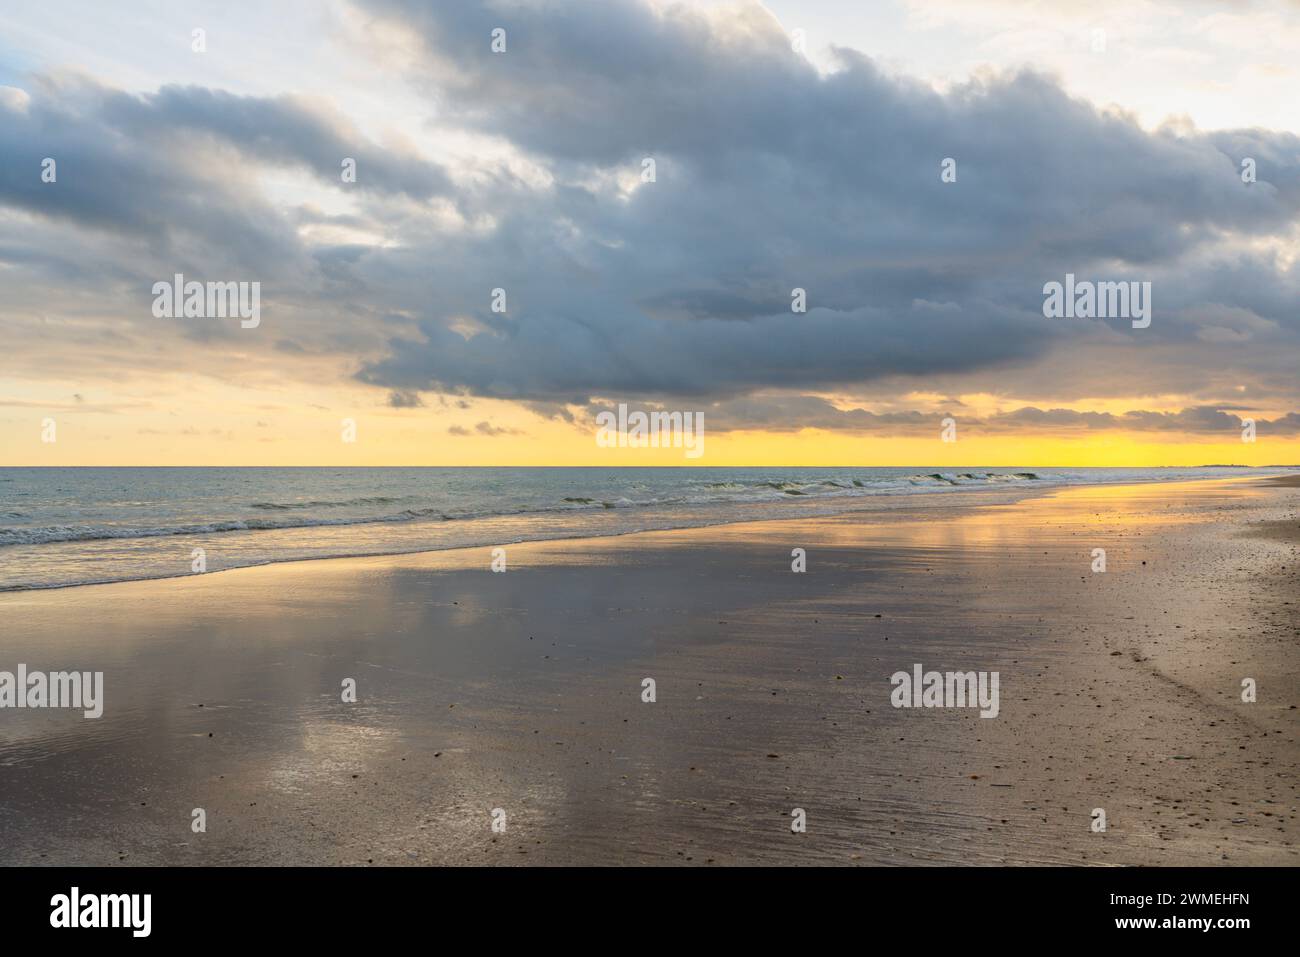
left=6, top=467, right=1286, bottom=592
left=0, top=500, right=647, bottom=546
left=908, top=472, right=1039, bottom=486
left=248, top=496, right=405, bottom=510
left=0, top=512, right=430, bottom=546
left=0, top=471, right=1047, bottom=548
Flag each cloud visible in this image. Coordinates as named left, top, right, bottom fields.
left=0, top=74, right=455, bottom=295
left=343, top=0, right=1300, bottom=411
left=2, top=0, right=1300, bottom=443
left=447, top=420, right=525, bottom=437
left=687, top=396, right=1300, bottom=435
left=995, top=405, right=1300, bottom=435
left=0, top=76, right=297, bottom=268
left=386, top=389, right=424, bottom=407
left=101, top=84, right=455, bottom=202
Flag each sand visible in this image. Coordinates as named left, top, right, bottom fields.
left=0, top=476, right=1295, bottom=866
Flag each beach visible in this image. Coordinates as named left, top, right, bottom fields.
left=0, top=475, right=1296, bottom=866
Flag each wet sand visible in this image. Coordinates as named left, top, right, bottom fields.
left=0, top=477, right=1296, bottom=866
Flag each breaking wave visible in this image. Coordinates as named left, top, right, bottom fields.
left=0, top=471, right=1044, bottom=547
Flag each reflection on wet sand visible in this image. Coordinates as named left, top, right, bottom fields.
left=0, top=478, right=1295, bottom=865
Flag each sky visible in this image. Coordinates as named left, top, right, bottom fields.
left=1, top=0, right=1298, bottom=466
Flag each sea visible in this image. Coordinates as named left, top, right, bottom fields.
left=0, top=466, right=1289, bottom=591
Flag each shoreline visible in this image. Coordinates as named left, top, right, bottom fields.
left=2, top=471, right=1291, bottom=595
left=1, top=475, right=1296, bottom=866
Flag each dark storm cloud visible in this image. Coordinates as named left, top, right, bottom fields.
left=356, top=299, right=1047, bottom=401
left=359, top=0, right=810, bottom=165
left=345, top=0, right=1300, bottom=406
left=0, top=78, right=296, bottom=268
left=360, top=0, right=1299, bottom=248
left=0, top=76, right=452, bottom=274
